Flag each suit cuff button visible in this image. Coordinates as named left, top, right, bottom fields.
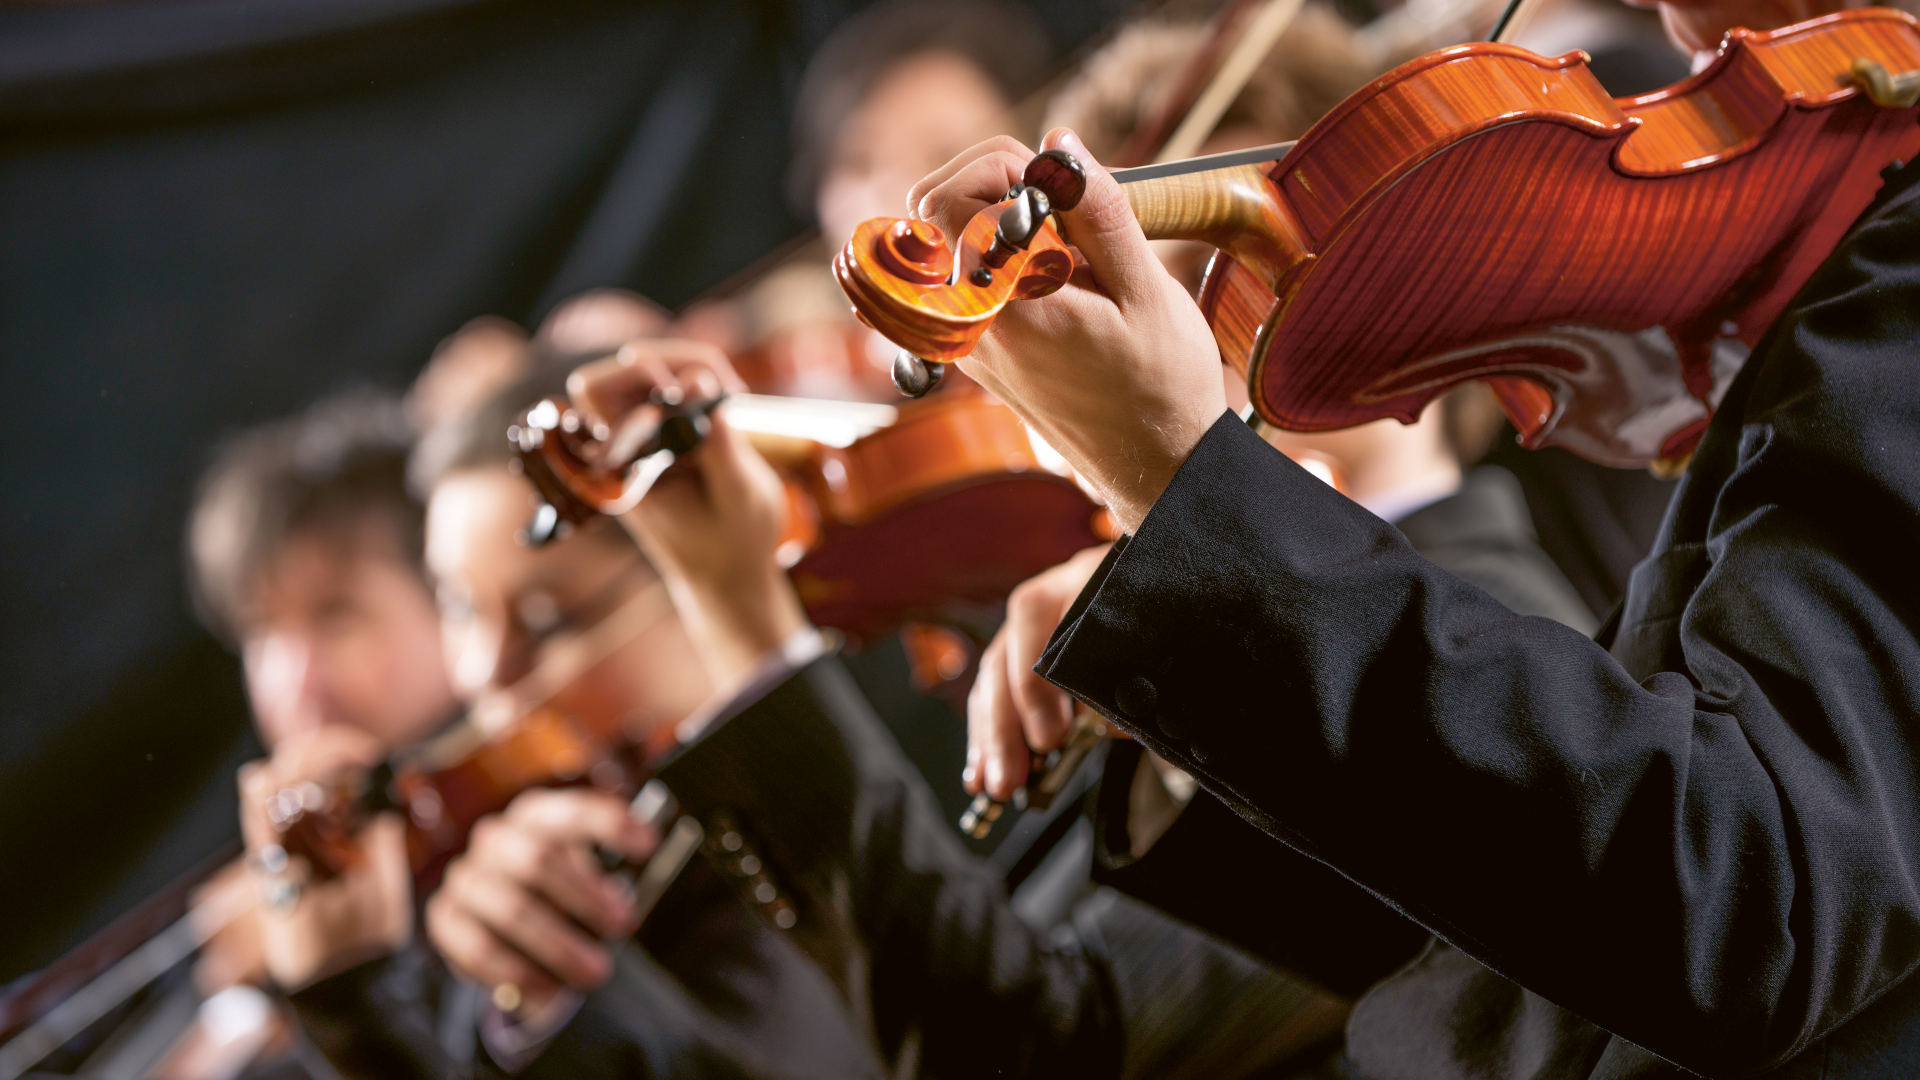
left=1114, top=675, right=1158, bottom=721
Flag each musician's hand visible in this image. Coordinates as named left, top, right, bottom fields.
left=426, top=789, right=656, bottom=1014
left=909, top=129, right=1227, bottom=534
left=190, top=863, right=269, bottom=992
left=567, top=340, right=809, bottom=692
left=967, top=544, right=1112, bottom=801
left=238, top=727, right=411, bottom=990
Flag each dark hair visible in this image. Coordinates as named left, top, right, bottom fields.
left=406, top=352, right=649, bottom=562
left=405, top=349, right=598, bottom=497
left=187, top=390, right=422, bottom=643
left=788, top=0, right=1052, bottom=214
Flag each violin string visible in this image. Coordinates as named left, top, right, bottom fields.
left=1109, top=139, right=1298, bottom=184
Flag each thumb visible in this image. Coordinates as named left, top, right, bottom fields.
left=1040, top=127, right=1160, bottom=306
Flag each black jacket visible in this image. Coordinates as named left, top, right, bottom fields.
left=1038, top=164, right=1920, bottom=1078
left=287, top=854, right=882, bottom=1079
left=655, top=654, right=1351, bottom=1079
left=287, top=653, right=1345, bottom=1079
left=1091, top=466, right=1595, bottom=998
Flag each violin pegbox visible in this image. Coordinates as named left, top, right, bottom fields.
left=835, top=149, right=1087, bottom=393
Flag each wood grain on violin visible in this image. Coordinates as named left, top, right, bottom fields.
left=837, top=9, right=1920, bottom=467
left=514, top=388, right=1109, bottom=645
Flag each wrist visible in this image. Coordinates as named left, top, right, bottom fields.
left=671, top=565, right=810, bottom=692
left=1101, top=415, right=1216, bottom=534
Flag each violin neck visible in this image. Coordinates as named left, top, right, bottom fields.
left=1119, top=162, right=1308, bottom=288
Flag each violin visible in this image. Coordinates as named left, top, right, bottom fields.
left=510, top=383, right=1112, bottom=648
left=265, top=579, right=686, bottom=896
left=835, top=8, right=1920, bottom=469
left=265, top=707, right=660, bottom=891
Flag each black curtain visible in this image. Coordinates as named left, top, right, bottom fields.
left=0, top=0, right=1126, bottom=980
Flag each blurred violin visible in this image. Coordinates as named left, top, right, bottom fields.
left=264, top=705, right=666, bottom=893
left=510, top=385, right=1112, bottom=647
left=836, top=8, right=1920, bottom=469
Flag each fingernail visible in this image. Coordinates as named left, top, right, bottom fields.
left=1058, top=128, right=1091, bottom=162
left=985, top=758, right=1005, bottom=795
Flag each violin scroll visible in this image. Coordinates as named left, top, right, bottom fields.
left=509, top=391, right=724, bottom=547
left=834, top=150, right=1087, bottom=377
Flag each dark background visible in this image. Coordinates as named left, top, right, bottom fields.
left=0, top=0, right=1130, bottom=982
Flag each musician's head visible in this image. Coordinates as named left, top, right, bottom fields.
left=188, top=391, right=455, bottom=752
left=793, top=0, right=1051, bottom=246
left=407, top=316, right=533, bottom=436
left=410, top=363, right=710, bottom=736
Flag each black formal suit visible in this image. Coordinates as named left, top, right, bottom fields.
left=286, top=653, right=1347, bottom=1079
left=1038, top=163, right=1920, bottom=1078
left=653, top=653, right=1352, bottom=1079
left=1092, top=466, right=1595, bottom=998
left=287, top=849, right=883, bottom=1078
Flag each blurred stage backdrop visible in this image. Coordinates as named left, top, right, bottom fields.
left=0, top=0, right=1126, bottom=981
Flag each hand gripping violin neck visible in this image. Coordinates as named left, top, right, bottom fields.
left=843, top=149, right=1089, bottom=398
left=836, top=9, right=1920, bottom=468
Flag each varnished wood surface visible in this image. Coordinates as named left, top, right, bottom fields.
left=835, top=8, right=1920, bottom=465
left=1238, top=9, right=1920, bottom=462
left=519, top=389, right=1107, bottom=647
left=1122, top=164, right=1306, bottom=287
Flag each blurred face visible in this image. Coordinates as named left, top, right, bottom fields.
left=814, top=50, right=1011, bottom=246
left=424, top=469, right=710, bottom=736
left=239, top=528, right=456, bottom=752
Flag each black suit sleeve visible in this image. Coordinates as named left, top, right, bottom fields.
left=654, top=657, right=1122, bottom=1077
left=1037, top=182, right=1920, bottom=1076
left=1090, top=741, right=1430, bottom=998
left=286, top=947, right=475, bottom=1079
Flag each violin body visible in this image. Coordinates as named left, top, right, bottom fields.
left=1208, top=8, right=1920, bottom=465
left=781, top=392, right=1109, bottom=642
left=515, top=389, right=1109, bottom=646
left=836, top=9, right=1920, bottom=466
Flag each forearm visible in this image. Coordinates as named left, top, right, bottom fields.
left=1041, top=413, right=1920, bottom=1071
left=655, top=657, right=1120, bottom=1075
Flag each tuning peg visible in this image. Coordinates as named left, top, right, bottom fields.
left=1022, top=148, right=1086, bottom=213
left=892, top=349, right=946, bottom=397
